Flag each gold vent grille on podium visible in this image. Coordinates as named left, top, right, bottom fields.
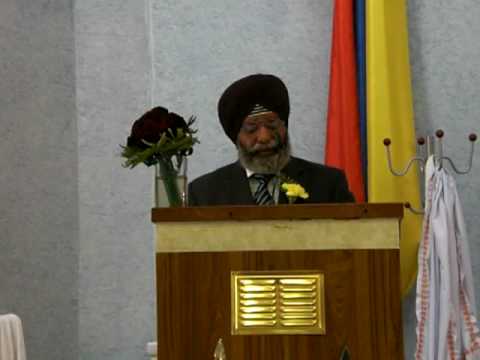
left=231, top=272, right=325, bottom=335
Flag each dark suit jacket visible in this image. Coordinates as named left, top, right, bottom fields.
left=188, top=157, right=354, bottom=206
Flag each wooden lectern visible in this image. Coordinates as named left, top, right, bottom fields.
left=152, top=203, right=404, bottom=359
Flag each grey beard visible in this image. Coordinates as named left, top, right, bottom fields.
left=237, top=135, right=291, bottom=174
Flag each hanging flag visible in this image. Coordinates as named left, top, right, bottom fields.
left=415, top=157, right=480, bottom=359
left=325, top=0, right=365, bottom=202
left=366, top=0, right=423, bottom=296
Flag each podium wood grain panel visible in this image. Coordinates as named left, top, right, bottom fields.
left=156, top=250, right=403, bottom=360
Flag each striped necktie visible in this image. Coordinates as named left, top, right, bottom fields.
left=250, top=174, right=274, bottom=205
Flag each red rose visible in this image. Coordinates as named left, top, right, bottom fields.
left=127, top=107, right=188, bottom=149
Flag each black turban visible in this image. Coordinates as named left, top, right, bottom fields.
left=217, top=74, right=290, bottom=143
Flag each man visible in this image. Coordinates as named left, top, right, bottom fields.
left=188, top=74, right=354, bottom=206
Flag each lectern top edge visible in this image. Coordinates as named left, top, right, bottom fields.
left=151, top=203, right=403, bottom=223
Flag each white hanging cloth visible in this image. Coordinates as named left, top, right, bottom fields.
left=0, top=314, right=26, bottom=360
left=415, top=156, right=480, bottom=359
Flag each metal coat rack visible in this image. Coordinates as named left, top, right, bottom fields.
left=383, top=130, right=477, bottom=214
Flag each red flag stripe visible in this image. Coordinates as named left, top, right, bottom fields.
left=325, top=0, right=365, bottom=202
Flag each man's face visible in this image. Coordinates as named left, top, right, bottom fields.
left=237, top=112, right=290, bottom=173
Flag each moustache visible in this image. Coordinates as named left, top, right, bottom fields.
left=245, top=134, right=286, bottom=155
left=246, top=141, right=284, bottom=155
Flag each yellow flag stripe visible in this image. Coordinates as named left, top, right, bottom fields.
left=366, top=0, right=423, bottom=296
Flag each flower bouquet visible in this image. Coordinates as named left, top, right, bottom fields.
left=121, top=107, right=198, bottom=207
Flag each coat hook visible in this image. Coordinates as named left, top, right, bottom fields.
left=383, top=138, right=425, bottom=176
left=383, top=129, right=477, bottom=215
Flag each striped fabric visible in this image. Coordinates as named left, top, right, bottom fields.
left=250, top=174, right=274, bottom=205
left=415, top=157, right=480, bottom=359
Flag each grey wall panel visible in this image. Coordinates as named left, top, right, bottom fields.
left=74, top=1, right=154, bottom=359
left=0, top=0, right=77, bottom=359
left=151, top=0, right=334, bottom=180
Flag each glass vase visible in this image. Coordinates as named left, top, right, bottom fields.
left=154, top=156, right=188, bottom=207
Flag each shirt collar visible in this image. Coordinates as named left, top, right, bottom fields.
left=245, top=168, right=275, bottom=180
left=245, top=168, right=276, bottom=179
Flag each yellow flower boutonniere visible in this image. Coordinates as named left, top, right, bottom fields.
left=281, top=182, right=309, bottom=204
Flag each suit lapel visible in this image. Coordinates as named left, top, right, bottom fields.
left=227, top=162, right=255, bottom=205
left=278, top=157, right=307, bottom=204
